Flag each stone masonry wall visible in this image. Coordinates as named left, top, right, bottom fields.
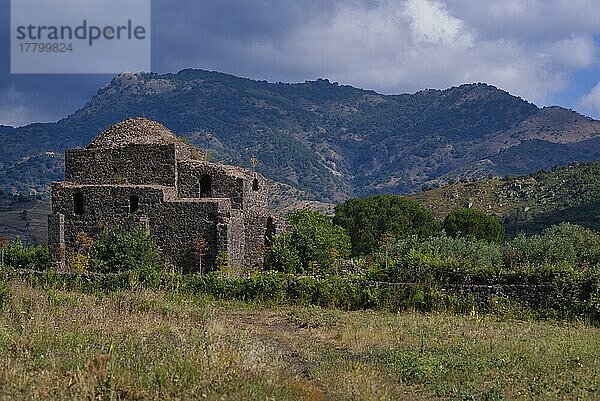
left=177, top=161, right=244, bottom=207
left=243, top=211, right=271, bottom=271
left=65, top=144, right=177, bottom=186
left=243, top=174, right=268, bottom=211
left=226, top=210, right=246, bottom=270
left=51, top=184, right=166, bottom=249
left=152, top=199, right=229, bottom=272
left=50, top=183, right=234, bottom=272
left=177, top=161, right=268, bottom=211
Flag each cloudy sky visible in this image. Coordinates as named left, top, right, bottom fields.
left=1, top=0, right=600, bottom=126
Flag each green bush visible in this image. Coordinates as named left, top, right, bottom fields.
left=265, top=210, right=351, bottom=275
left=334, top=195, right=442, bottom=256
left=3, top=238, right=50, bottom=270
left=90, top=226, right=166, bottom=282
left=542, top=223, right=600, bottom=265
left=443, top=208, right=505, bottom=242
left=506, top=233, right=575, bottom=267
left=369, top=225, right=600, bottom=287
left=264, top=232, right=300, bottom=273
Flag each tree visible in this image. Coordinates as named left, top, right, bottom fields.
left=265, top=209, right=351, bottom=275
left=443, top=208, right=505, bottom=242
left=333, top=195, right=442, bottom=256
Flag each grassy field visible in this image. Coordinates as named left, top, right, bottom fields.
left=0, top=280, right=598, bottom=400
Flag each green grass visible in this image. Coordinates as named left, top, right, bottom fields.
left=0, top=280, right=598, bottom=400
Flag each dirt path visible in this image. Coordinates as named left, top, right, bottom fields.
left=220, top=309, right=436, bottom=401
left=238, top=313, right=312, bottom=371
left=221, top=311, right=330, bottom=399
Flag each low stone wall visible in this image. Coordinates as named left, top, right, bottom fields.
left=371, top=281, right=577, bottom=309
left=441, top=283, right=559, bottom=308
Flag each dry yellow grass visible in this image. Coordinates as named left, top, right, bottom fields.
left=0, top=280, right=598, bottom=400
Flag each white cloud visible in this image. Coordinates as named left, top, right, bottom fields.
left=579, top=82, right=600, bottom=118
left=540, top=36, right=596, bottom=69
left=403, top=0, right=468, bottom=45
left=240, top=0, right=596, bottom=104
left=445, top=0, right=600, bottom=42
left=151, top=0, right=600, bottom=109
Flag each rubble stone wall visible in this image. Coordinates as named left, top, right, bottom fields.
left=50, top=183, right=236, bottom=272
left=65, top=144, right=177, bottom=186
left=50, top=118, right=278, bottom=273
left=243, top=175, right=268, bottom=211
left=151, top=199, right=228, bottom=272
left=177, top=161, right=245, bottom=207
left=226, top=210, right=246, bottom=270
left=176, top=161, right=268, bottom=210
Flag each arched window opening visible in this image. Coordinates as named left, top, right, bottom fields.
left=199, top=175, right=212, bottom=198
left=129, top=195, right=140, bottom=214
left=73, top=192, right=84, bottom=215
left=252, top=178, right=259, bottom=191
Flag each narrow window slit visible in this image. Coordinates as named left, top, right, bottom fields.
left=129, top=195, right=140, bottom=213
left=199, top=175, right=212, bottom=198
left=73, top=192, right=84, bottom=215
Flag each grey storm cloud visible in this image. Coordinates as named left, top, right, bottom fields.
left=0, top=0, right=599, bottom=126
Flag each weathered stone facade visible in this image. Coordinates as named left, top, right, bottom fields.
left=48, top=118, right=280, bottom=272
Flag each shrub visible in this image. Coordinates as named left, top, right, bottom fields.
left=443, top=208, right=505, bottom=242
left=264, top=231, right=300, bottom=273
left=334, top=195, right=442, bottom=256
left=90, top=226, right=166, bottom=281
left=542, top=223, right=600, bottom=265
left=506, top=233, right=575, bottom=267
left=265, top=210, right=351, bottom=275
left=3, top=238, right=50, bottom=270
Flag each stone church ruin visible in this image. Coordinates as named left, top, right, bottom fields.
left=48, top=118, right=280, bottom=272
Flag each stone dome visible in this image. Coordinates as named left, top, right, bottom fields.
left=88, top=118, right=180, bottom=149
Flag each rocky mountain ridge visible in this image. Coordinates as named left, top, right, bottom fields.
left=1, top=69, right=600, bottom=204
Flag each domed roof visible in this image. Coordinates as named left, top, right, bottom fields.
left=88, top=118, right=180, bottom=149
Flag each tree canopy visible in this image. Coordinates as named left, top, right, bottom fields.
left=443, top=208, right=505, bottom=242
left=265, top=209, right=351, bottom=274
left=333, top=195, right=442, bottom=255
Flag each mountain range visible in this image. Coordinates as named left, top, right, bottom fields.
left=1, top=69, right=600, bottom=206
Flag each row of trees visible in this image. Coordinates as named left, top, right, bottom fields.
left=265, top=195, right=507, bottom=274
left=333, top=195, right=504, bottom=256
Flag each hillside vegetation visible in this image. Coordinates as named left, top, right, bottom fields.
left=410, top=161, right=600, bottom=234
left=2, top=69, right=600, bottom=202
